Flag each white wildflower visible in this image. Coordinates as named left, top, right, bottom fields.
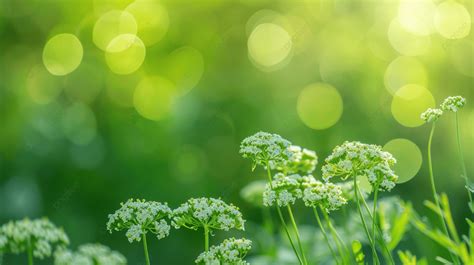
left=240, top=132, right=292, bottom=170
left=195, top=238, right=252, bottom=265
left=440, top=96, right=466, bottom=112
left=420, top=108, right=443, bottom=123
left=277, top=145, right=318, bottom=174
left=54, top=243, right=126, bottom=265
left=303, top=181, right=347, bottom=212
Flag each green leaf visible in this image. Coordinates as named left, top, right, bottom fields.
left=388, top=202, right=412, bottom=250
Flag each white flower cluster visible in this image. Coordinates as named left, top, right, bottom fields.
left=263, top=173, right=315, bottom=207
left=107, top=199, right=172, bottom=243
left=420, top=108, right=443, bottom=123
left=240, top=180, right=267, bottom=207
left=54, top=244, right=126, bottom=265
left=240, top=132, right=291, bottom=170
left=0, top=218, right=69, bottom=259
left=441, top=96, right=466, bottom=112
left=278, top=145, right=318, bottom=175
left=172, top=198, right=245, bottom=232
left=195, top=238, right=252, bottom=265
left=322, top=141, right=398, bottom=191
left=303, top=181, right=347, bottom=212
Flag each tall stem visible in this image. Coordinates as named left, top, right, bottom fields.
left=372, top=187, right=379, bottom=264
left=455, top=113, right=472, bottom=210
left=27, top=237, right=33, bottom=265
left=313, top=207, right=340, bottom=265
left=287, top=205, right=308, bottom=265
left=321, top=207, right=351, bottom=264
left=354, top=175, right=379, bottom=265
left=142, top=233, right=151, bottom=265
left=427, top=123, right=460, bottom=265
left=266, top=163, right=304, bottom=265
left=204, top=226, right=209, bottom=252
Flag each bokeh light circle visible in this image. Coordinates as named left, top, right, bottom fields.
left=297, top=83, right=343, bottom=130
left=26, top=65, right=62, bottom=104
left=42, top=33, right=83, bottom=76
left=62, top=103, right=97, bottom=145
left=125, top=0, right=169, bottom=46
left=398, top=0, right=436, bottom=36
left=388, top=19, right=431, bottom=56
left=384, top=56, right=427, bottom=95
left=391, top=84, right=435, bottom=127
left=383, top=138, right=423, bottom=183
left=434, top=0, right=471, bottom=40
left=248, top=23, right=292, bottom=70
left=164, top=46, right=204, bottom=95
left=133, top=76, right=176, bottom=121
left=105, top=34, right=146, bottom=75
left=92, top=10, right=137, bottom=51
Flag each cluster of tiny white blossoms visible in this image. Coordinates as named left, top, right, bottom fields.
left=0, top=218, right=69, bottom=259
left=277, top=145, right=318, bottom=175
left=54, top=244, right=126, bottom=265
left=420, top=108, right=443, bottom=123
left=239, top=131, right=292, bottom=170
left=172, top=198, right=245, bottom=232
left=195, top=237, right=252, bottom=265
left=322, top=141, right=398, bottom=191
left=263, top=173, right=306, bottom=207
left=441, top=96, right=466, bottom=113
left=303, top=181, right=347, bottom=212
left=107, top=199, right=172, bottom=243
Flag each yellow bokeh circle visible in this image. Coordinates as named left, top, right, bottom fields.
left=391, top=84, right=435, bottom=127
left=42, top=33, right=83, bottom=76
left=248, top=23, right=292, bottom=71
left=388, top=19, right=431, bottom=56
left=105, top=34, right=146, bottom=75
left=383, top=138, right=423, bottom=183
left=434, top=0, right=471, bottom=40
left=27, top=65, right=62, bottom=104
left=93, top=10, right=137, bottom=51
left=125, top=0, right=169, bottom=46
left=384, top=56, right=427, bottom=95
left=133, top=76, right=176, bottom=121
left=398, top=0, right=436, bottom=36
left=297, top=83, right=343, bottom=130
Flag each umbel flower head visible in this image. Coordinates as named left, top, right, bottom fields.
left=240, top=132, right=291, bottom=170
left=263, top=173, right=317, bottom=207
left=107, top=199, right=172, bottom=243
left=172, top=198, right=245, bottom=232
left=54, top=243, right=126, bottom=265
left=0, top=218, right=69, bottom=259
left=240, top=180, right=267, bottom=207
left=420, top=108, right=443, bottom=123
left=195, top=237, right=252, bottom=265
left=322, top=141, right=398, bottom=191
left=277, top=145, right=318, bottom=175
left=441, top=96, right=466, bottom=112
left=303, top=181, right=347, bottom=212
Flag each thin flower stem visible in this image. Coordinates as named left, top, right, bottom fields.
left=427, top=123, right=461, bottom=265
left=204, top=226, right=210, bottom=252
left=287, top=205, right=308, bottom=265
left=321, top=207, right=351, bottom=264
left=357, top=189, right=394, bottom=265
left=455, top=113, right=472, bottom=210
left=354, top=175, right=380, bottom=265
left=142, top=233, right=151, bottom=265
left=372, top=187, right=379, bottom=265
left=27, top=241, right=33, bottom=265
left=313, top=207, right=340, bottom=265
left=266, top=163, right=304, bottom=265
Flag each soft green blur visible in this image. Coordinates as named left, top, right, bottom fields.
left=0, top=0, right=472, bottom=264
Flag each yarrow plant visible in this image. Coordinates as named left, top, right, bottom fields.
left=0, top=218, right=69, bottom=265
left=195, top=237, right=252, bottom=265
left=420, top=108, right=443, bottom=123
left=263, top=173, right=304, bottom=207
left=277, top=145, right=318, bottom=175
left=172, top=197, right=245, bottom=251
left=54, top=243, right=126, bottom=265
left=107, top=199, right=172, bottom=265
left=322, top=141, right=398, bottom=265
left=440, top=96, right=466, bottom=112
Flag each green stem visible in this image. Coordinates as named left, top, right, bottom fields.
left=427, top=123, right=461, bottom=265
left=313, top=207, right=340, bottom=265
left=27, top=237, right=33, bottom=265
left=455, top=113, right=472, bottom=210
left=142, top=233, right=151, bottom=265
left=321, top=207, right=351, bottom=264
left=204, top=226, right=209, bottom=252
left=354, top=175, right=380, bottom=265
left=287, top=205, right=308, bottom=265
left=358, top=189, right=394, bottom=265
left=372, top=187, right=379, bottom=264
left=266, top=163, right=304, bottom=265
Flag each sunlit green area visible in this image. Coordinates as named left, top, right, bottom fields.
left=0, top=0, right=473, bottom=264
